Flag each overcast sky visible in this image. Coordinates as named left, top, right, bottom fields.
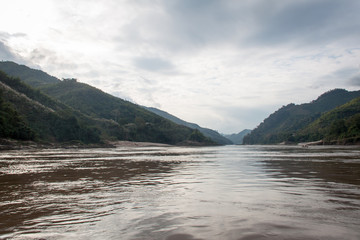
left=1, top=0, right=360, bottom=133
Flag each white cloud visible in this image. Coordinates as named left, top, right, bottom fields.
left=0, top=0, right=359, bottom=133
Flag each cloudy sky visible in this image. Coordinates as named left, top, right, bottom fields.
left=1, top=0, right=360, bottom=133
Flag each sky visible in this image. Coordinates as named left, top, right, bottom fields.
left=0, top=0, right=360, bottom=134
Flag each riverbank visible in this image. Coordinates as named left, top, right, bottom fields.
left=0, top=137, right=223, bottom=150
left=0, top=138, right=180, bottom=151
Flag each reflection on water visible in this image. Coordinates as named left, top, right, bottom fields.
left=0, top=145, right=359, bottom=240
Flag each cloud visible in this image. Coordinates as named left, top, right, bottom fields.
left=1, top=0, right=360, bottom=133
left=212, top=104, right=276, bottom=134
left=0, top=41, right=18, bottom=61
left=133, top=57, right=175, bottom=73
left=0, top=40, right=31, bottom=66
left=245, top=0, right=360, bottom=47
left=349, top=74, right=360, bottom=86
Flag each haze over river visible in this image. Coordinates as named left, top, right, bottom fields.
left=0, top=145, right=359, bottom=240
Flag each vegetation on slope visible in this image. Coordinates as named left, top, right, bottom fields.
left=0, top=61, right=213, bottom=145
left=298, top=97, right=360, bottom=144
left=40, top=80, right=208, bottom=144
left=243, top=89, right=360, bottom=144
left=0, top=88, right=35, bottom=140
left=0, top=71, right=101, bottom=143
left=0, top=61, right=60, bottom=87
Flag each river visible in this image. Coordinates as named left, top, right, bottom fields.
left=0, top=145, right=359, bottom=240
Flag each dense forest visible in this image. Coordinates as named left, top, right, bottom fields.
left=243, top=89, right=360, bottom=145
left=0, top=61, right=214, bottom=146
left=0, top=87, right=34, bottom=141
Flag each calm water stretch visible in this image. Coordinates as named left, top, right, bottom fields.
left=0, top=145, right=359, bottom=240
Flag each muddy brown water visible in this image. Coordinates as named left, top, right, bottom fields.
left=0, top=145, right=359, bottom=240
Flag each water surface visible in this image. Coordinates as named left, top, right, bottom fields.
left=0, top=145, right=359, bottom=240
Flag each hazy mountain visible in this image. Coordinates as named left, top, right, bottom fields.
left=145, top=107, right=233, bottom=145
left=243, top=89, right=360, bottom=144
left=224, top=129, right=252, bottom=145
left=0, top=62, right=213, bottom=145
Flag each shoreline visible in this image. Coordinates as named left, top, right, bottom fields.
left=0, top=139, right=173, bottom=151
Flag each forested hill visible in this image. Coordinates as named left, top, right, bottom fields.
left=39, top=80, right=209, bottom=144
left=243, top=89, right=360, bottom=145
left=145, top=107, right=233, bottom=145
left=0, top=71, right=102, bottom=143
left=0, top=61, right=214, bottom=146
left=0, top=61, right=60, bottom=87
left=299, top=96, right=360, bottom=144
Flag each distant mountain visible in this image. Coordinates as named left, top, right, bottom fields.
left=243, top=89, right=360, bottom=144
left=145, top=107, right=233, bottom=145
left=224, top=129, right=252, bottom=145
left=0, top=61, right=213, bottom=145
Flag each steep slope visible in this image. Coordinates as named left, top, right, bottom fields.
left=224, top=129, right=252, bottom=145
left=40, top=80, right=203, bottom=144
left=0, top=61, right=60, bottom=87
left=243, top=89, right=360, bottom=144
left=299, top=97, right=360, bottom=144
left=0, top=61, right=212, bottom=145
left=0, top=87, right=35, bottom=140
left=145, top=107, right=233, bottom=145
left=0, top=71, right=102, bottom=143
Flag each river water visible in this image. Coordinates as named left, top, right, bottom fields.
left=0, top=145, right=359, bottom=240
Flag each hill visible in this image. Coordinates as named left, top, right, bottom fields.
left=0, top=61, right=60, bottom=87
left=224, top=129, right=252, bottom=145
left=0, top=61, right=213, bottom=145
left=39, top=80, right=205, bottom=144
left=145, top=107, right=233, bottom=145
left=0, top=71, right=102, bottom=143
left=299, top=97, right=360, bottom=144
left=243, top=89, right=360, bottom=144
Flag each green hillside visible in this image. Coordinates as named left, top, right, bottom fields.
left=0, top=61, right=213, bottom=145
left=243, top=89, right=360, bottom=144
left=0, top=71, right=101, bottom=143
left=0, top=61, right=60, bottom=87
left=40, top=80, right=205, bottom=144
left=299, top=97, right=360, bottom=144
left=0, top=87, right=34, bottom=141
